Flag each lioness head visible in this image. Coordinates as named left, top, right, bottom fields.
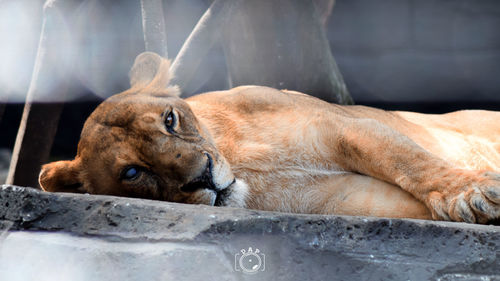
left=39, top=52, right=247, bottom=207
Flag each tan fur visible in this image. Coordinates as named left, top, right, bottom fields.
left=39, top=52, right=500, bottom=223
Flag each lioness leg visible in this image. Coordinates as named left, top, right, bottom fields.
left=316, top=173, right=431, bottom=219
left=329, top=117, right=500, bottom=223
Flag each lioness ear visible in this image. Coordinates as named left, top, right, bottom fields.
left=39, top=160, right=85, bottom=193
left=129, top=52, right=179, bottom=96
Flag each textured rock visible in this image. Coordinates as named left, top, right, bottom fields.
left=0, top=184, right=500, bottom=280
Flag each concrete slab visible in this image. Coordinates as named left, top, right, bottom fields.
left=0, top=184, right=499, bottom=280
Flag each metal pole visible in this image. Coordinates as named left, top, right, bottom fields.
left=170, top=0, right=240, bottom=93
left=140, top=0, right=168, bottom=58
left=7, top=0, right=70, bottom=188
left=314, top=0, right=336, bottom=27
left=223, top=0, right=353, bottom=104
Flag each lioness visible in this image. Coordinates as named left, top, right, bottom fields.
left=39, top=52, right=500, bottom=224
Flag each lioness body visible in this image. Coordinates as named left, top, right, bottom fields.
left=40, top=53, right=500, bottom=224
left=187, top=86, right=500, bottom=219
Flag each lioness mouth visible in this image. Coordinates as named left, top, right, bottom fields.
left=179, top=153, right=237, bottom=207
left=214, top=183, right=235, bottom=206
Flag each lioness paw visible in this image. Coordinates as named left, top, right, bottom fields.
left=427, top=171, right=500, bottom=223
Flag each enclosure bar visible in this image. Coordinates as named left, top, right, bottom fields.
left=222, top=0, right=352, bottom=104
left=140, top=0, right=168, bottom=58
left=308, top=0, right=352, bottom=104
left=7, top=1, right=70, bottom=188
left=315, top=0, right=336, bottom=26
left=170, top=0, right=240, bottom=92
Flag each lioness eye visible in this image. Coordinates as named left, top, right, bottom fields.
left=164, top=111, right=176, bottom=132
left=121, top=167, right=140, bottom=181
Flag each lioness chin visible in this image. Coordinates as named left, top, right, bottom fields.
left=40, top=52, right=500, bottom=224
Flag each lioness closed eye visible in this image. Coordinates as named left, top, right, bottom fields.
left=40, top=52, right=500, bottom=224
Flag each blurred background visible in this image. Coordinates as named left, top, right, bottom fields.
left=0, top=0, right=500, bottom=183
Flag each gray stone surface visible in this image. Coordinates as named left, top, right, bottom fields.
left=1, top=184, right=500, bottom=280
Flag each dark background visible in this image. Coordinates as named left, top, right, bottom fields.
left=1, top=0, right=500, bottom=159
